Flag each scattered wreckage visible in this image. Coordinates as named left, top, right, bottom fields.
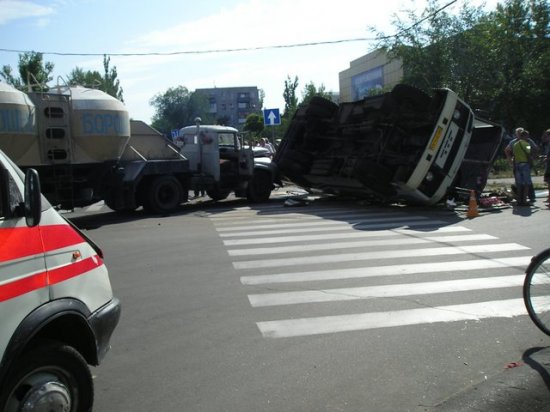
left=274, top=84, right=504, bottom=206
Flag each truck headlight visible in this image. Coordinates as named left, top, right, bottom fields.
left=425, top=171, right=434, bottom=182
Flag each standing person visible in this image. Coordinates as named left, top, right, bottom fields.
left=505, top=128, right=534, bottom=206
left=258, top=138, right=276, bottom=158
left=542, top=129, right=550, bottom=203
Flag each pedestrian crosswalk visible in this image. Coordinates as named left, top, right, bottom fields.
left=209, top=203, right=533, bottom=339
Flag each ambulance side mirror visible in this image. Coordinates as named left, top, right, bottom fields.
left=24, top=169, right=41, bottom=227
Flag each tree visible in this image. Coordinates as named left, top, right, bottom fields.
left=149, top=86, right=212, bottom=135
left=300, top=81, right=332, bottom=106
left=378, top=0, right=489, bottom=97
left=486, top=0, right=550, bottom=134
left=67, top=55, right=124, bottom=101
left=68, top=67, right=103, bottom=88
left=244, top=113, right=264, bottom=139
left=1, top=51, right=54, bottom=91
left=101, top=55, right=124, bottom=102
left=375, top=0, right=550, bottom=135
left=282, top=75, right=299, bottom=119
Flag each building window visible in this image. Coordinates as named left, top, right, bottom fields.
left=209, top=97, right=217, bottom=113
left=352, top=66, right=384, bottom=100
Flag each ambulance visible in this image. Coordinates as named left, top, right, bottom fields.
left=0, top=148, right=120, bottom=411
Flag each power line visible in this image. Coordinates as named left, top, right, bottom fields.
left=0, top=37, right=377, bottom=57
left=0, top=0, right=458, bottom=58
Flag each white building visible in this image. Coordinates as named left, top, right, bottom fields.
left=339, top=49, right=404, bottom=102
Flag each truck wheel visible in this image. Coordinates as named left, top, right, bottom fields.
left=247, top=170, right=273, bottom=203
left=104, top=198, right=138, bottom=213
left=144, top=175, right=183, bottom=213
left=206, top=185, right=231, bottom=201
left=0, top=342, right=93, bottom=412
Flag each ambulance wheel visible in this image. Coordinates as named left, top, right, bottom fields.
left=0, top=342, right=93, bottom=412
left=144, top=175, right=183, bottom=213
left=247, top=170, right=273, bottom=203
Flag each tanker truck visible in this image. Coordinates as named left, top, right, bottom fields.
left=0, top=83, right=276, bottom=213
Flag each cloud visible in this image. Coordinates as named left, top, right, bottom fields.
left=0, top=0, right=54, bottom=25
left=129, top=0, right=397, bottom=53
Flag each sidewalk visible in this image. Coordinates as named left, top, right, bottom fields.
left=486, top=175, right=545, bottom=187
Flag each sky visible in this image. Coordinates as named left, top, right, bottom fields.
left=0, top=0, right=500, bottom=124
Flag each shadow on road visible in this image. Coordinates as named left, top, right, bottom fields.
left=522, top=346, right=550, bottom=391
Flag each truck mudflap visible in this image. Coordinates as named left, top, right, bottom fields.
left=89, top=297, right=121, bottom=363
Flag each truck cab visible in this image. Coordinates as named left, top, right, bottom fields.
left=0, top=149, right=120, bottom=411
left=177, top=122, right=275, bottom=202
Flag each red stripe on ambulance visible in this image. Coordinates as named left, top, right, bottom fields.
left=48, top=256, right=103, bottom=285
left=0, top=225, right=85, bottom=263
left=0, top=227, right=43, bottom=263
left=0, top=272, right=47, bottom=302
left=0, top=256, right=103, bottom=302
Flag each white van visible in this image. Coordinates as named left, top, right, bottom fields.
left=0, top=149, right=120, bottom=411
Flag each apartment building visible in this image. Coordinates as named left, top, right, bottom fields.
left=195, top=86, right=260, bottom=130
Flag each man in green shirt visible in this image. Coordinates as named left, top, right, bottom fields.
left=505, top=128, right=534, bottom=206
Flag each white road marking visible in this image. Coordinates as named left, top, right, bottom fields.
left=209, top=205, right=535, bottom=339
left=256, top=298, right=528, bottom=338
left=233, top=243, right=529, bottom=269
left=248, top=274, right=524, bottom=307
left=216, top=215, right=428, bottom=233
left=212, top=211, right=406, bottom=226
left=223, top=226, right=472, bottom=246
left=228, top=234, right=496, bottom=256
left=240, top=256, right=531, bottom=285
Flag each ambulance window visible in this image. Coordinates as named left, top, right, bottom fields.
left=0, top=180, right=3, bottom=217
left=0, top=170, right=21, bottom=218
left=7, top=173, right=22, bottom=214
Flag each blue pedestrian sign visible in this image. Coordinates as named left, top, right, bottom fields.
left=263, top=108, right=281, bottom=126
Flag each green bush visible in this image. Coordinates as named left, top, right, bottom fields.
left=490, top=157, right=513, bottom=177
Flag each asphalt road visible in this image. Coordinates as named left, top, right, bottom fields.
left=66, top=192, right=550, bottom=411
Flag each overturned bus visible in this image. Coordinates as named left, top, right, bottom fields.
left=274, top=84, right=504, bottom=205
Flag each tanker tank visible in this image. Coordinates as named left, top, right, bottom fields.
left=0, top=83, right=38, bottom=164
left=66, top=86, right=131, bottom=164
